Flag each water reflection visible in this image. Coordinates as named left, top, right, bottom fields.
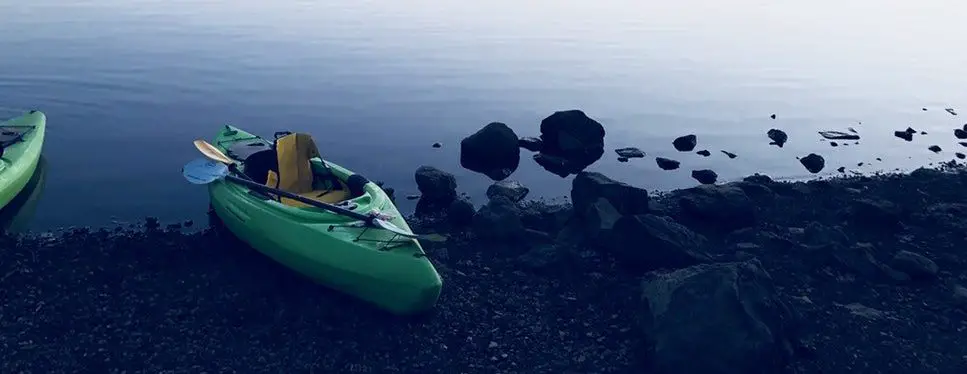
left=0, top=156, right=47, bottom=233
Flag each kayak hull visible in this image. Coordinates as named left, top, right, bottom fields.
left=0, top=111, right=46, bottom=211
left=206, top=125, right=442, bottom=315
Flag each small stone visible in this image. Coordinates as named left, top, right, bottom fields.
left=432, top=142, right=442, bottom=148
left=929, top=145, right=942, bottom=153
left=830, top=142, right=838, bottom=147
left=518, top=137, right=543, bottom=152
left=955, top=129, right=967, bottom=139
left=721, top=150, right=737, bottom=159
left=957, top=153, right=966, bottom=160
left=800, top=153, right=825, bottom=173
left=617, top=157, right=629, bottom=162
left=837, top=166, right=846, bottom=173
left=696, top=150, right=711, bottom=157
left=767, top=129, right=788, bottom=147
left=770, top=114, right=777, bottom=119
left=894, top=131, right=914, bottom=141
left=946, top=108, right=958, bottom=116
left=614, top=147, right=645, bottom=158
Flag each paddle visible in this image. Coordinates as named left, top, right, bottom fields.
left=183, top=147, right=445, bottom=242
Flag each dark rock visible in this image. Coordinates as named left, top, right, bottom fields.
left=655, top=157, right=680, bottom=170
left=581, top=198, right=623, bottom=246
left=519, top=202, right=572, bottom=234
left=696, top=150, right=711, bottom=157
left=640, top=259, right=799, bottom=374
left=406, top=194, right=420, bottom=200
left=957, top=153, right=966, bottom=160
left=144, top=217, right=160, bottom=230
left=486, top=180, right=529, bottom=203
left=953, top=286, right=967, bottom=311
left=850, top=198, right=901, bottom=227
left=615, top=147, right=645, bottom=158
left=800, top=153, right=825, bottom=173
left=770, top=113, right=777, bottom=119
left=929, top=145, right=942, bottom=153
left=767, top=129, right=788, bottom=147
left=533, top=153, right=573, bottom=178
left=673, top=134, right=697, bottom=152
left=460, top=122, right=520, bottom=181
left=414, top=166, right=456, bottom=203
left=960, top=142, right=967, bottom=147
left=518, top=137, right=543, bottom=152
left=894, top=131, right=913, bottom=141
left=837, top=166, right=846, bottom=173
left=617, top=157, right=629, bottom=162
left=829, top=243, right=908, bottom=282
left=517, top=244, right=573, bottom=273
left=945, top=108, right=957, bottom=115
left=721, top=150, right=737, bottom=159
left=432, top=142, right=442, bottom=148
left=955, top=129, right=967, bottom=139
left=743, top=174, right=773, bottom=184
left=182, top=220, right=193, bottom=228
left=571, top=172, right=649, bottom=218
left=906, top=127, right=917, bottom=134
left=818, top=130, right=860, bottom=140
left=830, top=142, right=838, bottom=147
left=678, top=185, right=755, bottom=229
left=538, top=109, right=606, bottom=174
left=731, top=181, right=775, bottom=201
left=611, top=214, right=711, bottom=272
left=803, top=222, right=849, bottom=246
left=447, top=198, right=476, bottom=227
left=890, top=251, right=938, bottom=280
left=473, top=196, right=524, bottom=241
left=691, top=169, right=718, bottom=185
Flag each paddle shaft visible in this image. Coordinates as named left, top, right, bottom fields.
left=221, top=174, right=373, bottom=222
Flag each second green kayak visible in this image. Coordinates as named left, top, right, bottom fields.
left=205, top=125, right=442, bottom=315
left=0, top=110, right=46, bottom=211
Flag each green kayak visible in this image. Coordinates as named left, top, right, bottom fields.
left=0, top=110, right=46, bottom=211
left=205, top=125, right=442, bottom=315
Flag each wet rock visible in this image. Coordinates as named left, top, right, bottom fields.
left=673, top=134, right=697, bottom=152
left=678, top=185, right=755, bottom=229
left=945, top=108, right=957, bottom=115
left=800, top=153, right=825, bottom=173
left=617, top=157, right=629, bottom=162
left=767, top=129, right=788, bottom=147
left=721, top=150, right=737, bottom=159
left=696, top=150, right=711, bottom=157
left=928, top=145, right=942, bottom=153
left=743, top=174, right=773, bottom=185
left=830, top=142, right=838, bottom=147
left=894, top=130, right=914, bottom=141
left=460, top=122, right=520, bottom=181
left=957, top=153, right=966, bottom=160
left=640, top=259, right=798, bottom=374
left=432, top=142, right=442, bottom=148
left=960, top=142, right=967, bottom=147
left=655, top=157, right=680, bottom=170
left=486, top=180, right=529, bottom=203
left=837, top=166, right=846, bottom=173
left=536, top=110, right=606, bottom=176
left=611, top=214, right=710, bottom=272
left=818, top=130, right=860, bottom=140
left=473, top=196, right=524, bottom=241
left=890, top=251, right=938, bottom=280
left=414, top=166, right=457, bottom=204
left=615, top=147, right=645, bottom=158
left=770, top=113, right=777, bottom=119
left=518, top=137, right=543, bottom=152
left=691, top=169, right=718, bottom=185
left=954, top=129, right=967, bottom=139
left=447, top=198, right=476, bottom=227
left=571, top=172, right=649, bottom=218
left=532, top=153, right=574, bottom=178
left=850, top=199, right=901, bottom=227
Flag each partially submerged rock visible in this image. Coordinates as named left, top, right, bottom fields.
left=721, top=150, right=737, bottom=159
left=615, top=147, right=645, bottom=158
left=696, top=150, right=711, bottom=157
left=928, top=145, right=942, bottom=153
left=954, top=129, right=967, bottom=139
left=800, top=153, right=825, bottom=173
left=656, top=157, right=680, bottom=170
left=447, top=198, right=476, bottom=227
left=672, top=134, right=697, bottom=152
left=518, top=136, right=543, bottom=152
left=818, top=130, right=860, bottom=140
left=767, top=129, right=788, bottom=147
left=460, top=122, right=520, bottom=181
left=535, top=110, right=605, bottom=177
left=414, top=166, right=457, bottom=206
left=640, top=259, right=799, bottom=374
left=894, top=130, right=914, bottom=141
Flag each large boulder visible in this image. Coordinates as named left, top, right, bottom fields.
left=535, top=110, right=605, bottom=176
left=640, top=259, right=799, bottom=374
left=571, top=172, right=649, bottom=219
left=581, top=198, right=623, bottom=247
left=472, top=196, right=525, bottom=241
left=460, top=122, right=520, bottom=181
left=611, top=214, right=711, bottom=272
left=678, top=185, right=755, bottom=229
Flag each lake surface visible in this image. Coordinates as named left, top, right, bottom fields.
left=2, top=0, right=967, bottom=231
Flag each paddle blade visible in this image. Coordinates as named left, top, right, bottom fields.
left=193, top=139, right=235, bottom=165
left=182, top=158, right=229, bottom=184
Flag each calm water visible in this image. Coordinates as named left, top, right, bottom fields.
left=2, top=0, right=967, bottom=231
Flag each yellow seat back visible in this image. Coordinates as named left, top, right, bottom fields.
left=275, top=133, right=320, bottom=194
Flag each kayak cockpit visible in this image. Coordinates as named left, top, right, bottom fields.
left=224, top=132, right=369, bottom=209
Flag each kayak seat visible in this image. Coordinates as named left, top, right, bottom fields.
left=266, top=169, right=352, bottom=207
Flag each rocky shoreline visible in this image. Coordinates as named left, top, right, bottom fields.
left=2, top=162, right=966, bottom=373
